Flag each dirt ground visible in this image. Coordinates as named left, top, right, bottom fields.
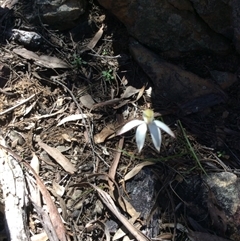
left=0, top=1, right=240, bottom=241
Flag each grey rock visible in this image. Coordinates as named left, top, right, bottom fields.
left=36, top=0, right=86, bottom=30
left=176, top=172, right=240, bottom=240
left=125, top=167, right=161, bottom=238
left=11, top=29, right=42, bottom=48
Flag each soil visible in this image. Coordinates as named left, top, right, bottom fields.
left=0, top=0, right=240, bottom=241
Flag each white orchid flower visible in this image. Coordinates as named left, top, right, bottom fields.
left=118, top=109, right=175, bottom=152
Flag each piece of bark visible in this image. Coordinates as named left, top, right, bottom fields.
left=0, top=135, right=30, bottom=240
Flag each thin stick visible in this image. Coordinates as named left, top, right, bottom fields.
left=0, top=93, right=36, bottom=116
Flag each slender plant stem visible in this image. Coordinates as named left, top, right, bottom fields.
left=178, top=120, right=207, bottom=175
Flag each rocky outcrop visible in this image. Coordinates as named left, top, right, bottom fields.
left=97, top=0, right=240, bottom=55
left=129, top=39, right=228, bottom=114
left=231, top=0, right=240, bottom=53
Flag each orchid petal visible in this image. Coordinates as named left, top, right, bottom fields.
left=136, top=123, right=147, bottom=152
left=148, top=122, right=161, bottom=151
left=117, top=119, right=144, bottom=135
left=153, top=120, right=175, bottom=138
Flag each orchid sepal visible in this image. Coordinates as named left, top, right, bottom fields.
left=148, top=122, right=161, bottom=151
left=117, top=119, right=144, bottom=135
left=154, top=120, right=175, bottom=138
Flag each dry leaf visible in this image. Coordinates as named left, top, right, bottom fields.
left=26, top=174, right=41, bottom=207
left=121, top=86, right=140, bottom=99
left=61, top=133, right=72, bottom=142
left=8, top=130, right=24, bottom=146
left=145, top=87, right=152, bottom=98
left=94, top=124, right=115, bottom=143
left=57, top=113, right=92, bottom=126
left=121, top=75, right=128, bottom=85
left=120, top=196, right=140, bottom=219
left=56, top=145, right=71, bottom=152
left=135, top=85, right=145, bottom=101
left=123, top=161, right=155, bottom=181
left=113, top=215, right=140, bottom=241
left=40, top=151, right=57, bottom=167
left=13, top=48, right=70, bottom=69
left=93, top=200, right=104, bottom=215
left=30, top=152, right=40, bottom=175
left=86, top=25, right=104, bottom=50
left=24, top=100, right=37, bottom=116
left=38, top=141, right=76, bottom=174
left=80, top=94, right=95, bottom=109
left=53, top=181, right=65, bottom=197
left=113, top=229, right=126, bottom=241
left=31, top=232, right=48, bottom=241
left=122, top=236, right=131, bottom=241
left=108, top=137, right=124, bottom=195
